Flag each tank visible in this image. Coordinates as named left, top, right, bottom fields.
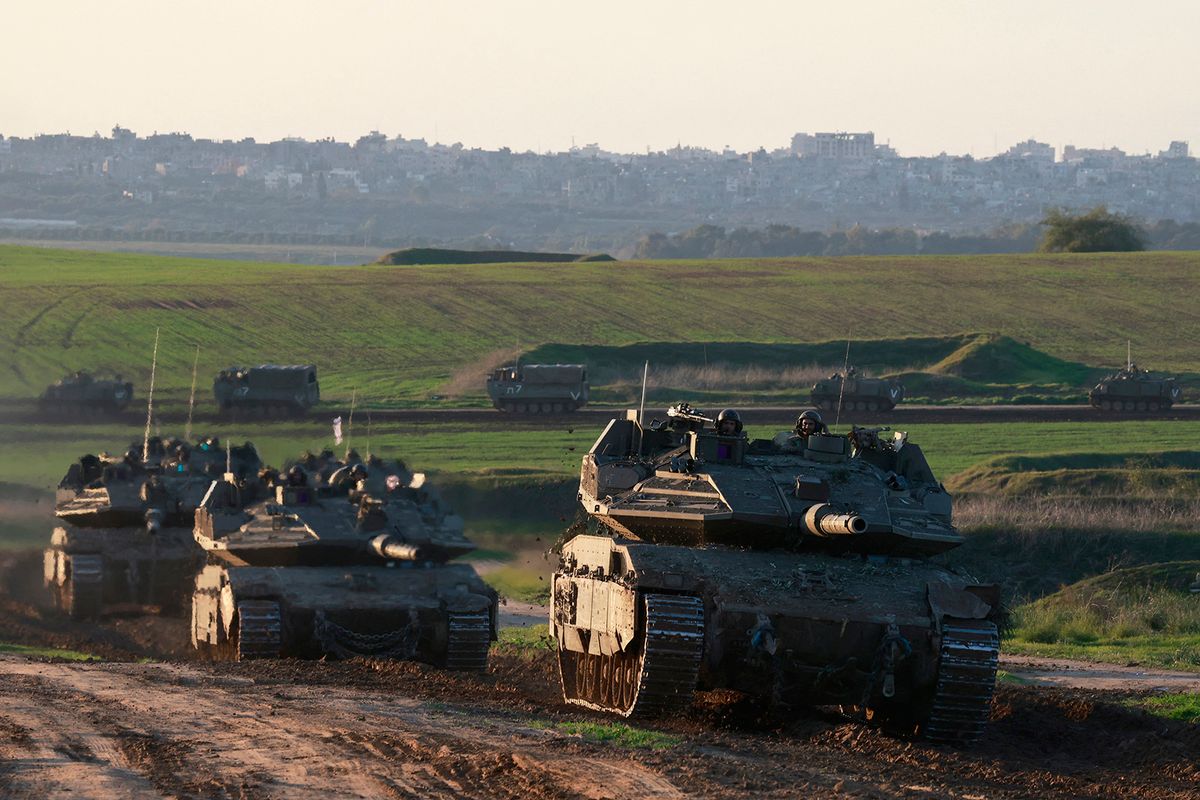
left=552, top=403, right=1001, bottom=746
left=213, top=364, right=320, bottom=416
left=190, top=455, right=498, bottom=669
left=43, top=436, right=263, bottom=618
left=487, top=363, right=589, bottom=413
left=810, top=367, right=903, bottom=412
left=1088, top=363, right=1181, bottom=411
left=38, top=371, right=134, bottom=416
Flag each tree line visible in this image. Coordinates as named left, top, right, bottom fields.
left=631, top=209, right=1200, bottom=259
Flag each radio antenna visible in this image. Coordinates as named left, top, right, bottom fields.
left=1127, top=339, right=1132, bottom=371
left=636, top=360, right=649, bottom=455
left=834, top=332, right=851, bottom=430
left=143, top=328, right=160, bottom=462
left=184, top=344, right=199, bottom=442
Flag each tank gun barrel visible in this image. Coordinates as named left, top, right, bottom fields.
left=370, top=533, right=423, bottom=561
left=803, top=504, right=867, bottom=537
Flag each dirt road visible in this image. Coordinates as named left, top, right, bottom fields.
left=1, top=651, right=1197, bottom=800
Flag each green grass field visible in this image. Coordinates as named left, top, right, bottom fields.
left=3, top=245, right=1199, bottom=406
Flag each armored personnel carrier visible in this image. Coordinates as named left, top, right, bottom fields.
left=810, top=368, right=903, bottom=412
left=1088, top=363, right=1181, bottom=411
left=191, top=456, right=497, bottom=668
left=213, top=364, right=320, bottom=416
left=553, top=403, right=1000, bottom=745
left=487, top=363, right=589, bottom=413
left=39, top=371, right=134, bottom=416
left=44, top=436, right=263, bottom=618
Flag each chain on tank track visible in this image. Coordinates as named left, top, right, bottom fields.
left=234, top=601, right=283, bottom=660
left=65, top=555, right=104, bottom=619
left=444, top=612, right=492, bottom=671
left=559, top=593, right=705, bottom=717
left=923, top=620, right=1000, bottom=746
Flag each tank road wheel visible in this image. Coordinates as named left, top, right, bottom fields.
left=558, top=593, right=704, bottom=717
left=232, top=600, right=282, bottom=660
left=921, top=620, right=1000, bottom=746
left=65, top=555, right=104, bottom=619
left=1100, top=400, right=1112, bottom=411
left=444, top=612, right=491, bottom=671
left=1148, top=401, right=1160, bottom=412
left=866, top=401, right=879, bottom=412
left=1136, top=401, right=1148, bottom=412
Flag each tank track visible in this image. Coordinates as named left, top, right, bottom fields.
left=234, top=601, right=282, bottom=660
left=923, top=620, right=1000, bottom=746
left=560, top=593, right=704, bottom=717
left=66, top=555, right=104, bottom=619
left=444, top=612, right=492, bottom=671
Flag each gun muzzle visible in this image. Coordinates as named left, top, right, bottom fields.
left=803, top=504, right=867, bottom=536
left=370, top=533, right=423, bottom=561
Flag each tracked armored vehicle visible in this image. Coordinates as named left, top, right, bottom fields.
left=553, top=403, right=1000, bottom=745
left=811, top=368, right=903, bottom=412
left=191, top=456, right=497, bottom=668
left=213, top=364, right=320, bottom=416
left=487, top=363, right=589, bottom=413
left=39, top=371, right=134, bottom=416
left=44, top=437, right=262, bottom=618
left=1088, top=363, right=1181, bottom=411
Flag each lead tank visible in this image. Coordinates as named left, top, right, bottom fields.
left=1088, top=363, right=1181, bottom=411
left=190, top=456, right=497, bottom=668
left=810, top=368, right=903, bottom=412
left=553, top=404, right=1000, bottom=745
left=39, top=371, right=134, bottom=416
left=44, top=436, right=263, bottom=618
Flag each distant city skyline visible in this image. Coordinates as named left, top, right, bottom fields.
left=4, top=1, right=1197, bottom=158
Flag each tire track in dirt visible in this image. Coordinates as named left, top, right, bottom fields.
left=13, top=290, right=83, bottom=347
left=0, top=657, right=686, bottom=800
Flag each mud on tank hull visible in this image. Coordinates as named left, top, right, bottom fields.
left=552, top=535, right=1000, bottom=746
left=191, top=563, right=498, bottom=670
left=43, top=525, right=200, bottom=618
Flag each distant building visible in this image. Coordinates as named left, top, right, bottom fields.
left=791, top=132, right=876, bottom=159
left=1062, top=145, right=1127, bottom=166
left=1004, top=139, right=1054, bottom=163
left=1160, top=141, right=1190, bottom=159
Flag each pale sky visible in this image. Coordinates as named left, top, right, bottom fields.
left=4, top=0, right=1197, bottom=157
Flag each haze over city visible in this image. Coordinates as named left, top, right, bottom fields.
left=5, top=0, right=1199, bottom=157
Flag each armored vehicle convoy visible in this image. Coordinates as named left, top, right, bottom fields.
left=213, top=364, right=319, bottom=416
left=44, top=436, right=263, bottom=618
left=810, top=368, right=903, bottom=412
left=553, top=403, right=1000, bottom=745
left=487, top=363, right=589, bottom=413
left=39, top=371, right=134, bottom=416
left=1088, top=363, right=1181, bottom=411
left=191, top=456, right=497, bottom=668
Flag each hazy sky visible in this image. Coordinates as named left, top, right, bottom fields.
left=4, top=1, right=1197, bottom=156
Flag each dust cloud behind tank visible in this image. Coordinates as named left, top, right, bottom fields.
left=38, top=371, right=134, bottom=416
left=190, top=453, right=497, bottom=669
left=487, top=363, right=589, bottom=412
left=1088, top=363, right=1181, bottom=411
left=44, top=436, right=263, bottom=618
left=553, top=402, right=1000, bottom=746
left=213, top=364, right=320, bottom=416
left=810, top=368, right=904, bottom=412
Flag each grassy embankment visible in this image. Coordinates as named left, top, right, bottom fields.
left=2, top=245, right=1199, bottom=407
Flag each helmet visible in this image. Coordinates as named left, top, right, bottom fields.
left=715, top=408, right=743, bottom=434
left=796, top=409, right=823, bottom=435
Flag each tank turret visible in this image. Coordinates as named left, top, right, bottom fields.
left=554, top=406, right=1000, bottom=746
left=190, top=456, right=496, bottom=668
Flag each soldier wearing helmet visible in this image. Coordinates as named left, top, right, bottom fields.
left=795, top=410, right=827, bottom=439
left=715, top=409, right=743, bottom=436
left=774, top=409, right=827, bottom=450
